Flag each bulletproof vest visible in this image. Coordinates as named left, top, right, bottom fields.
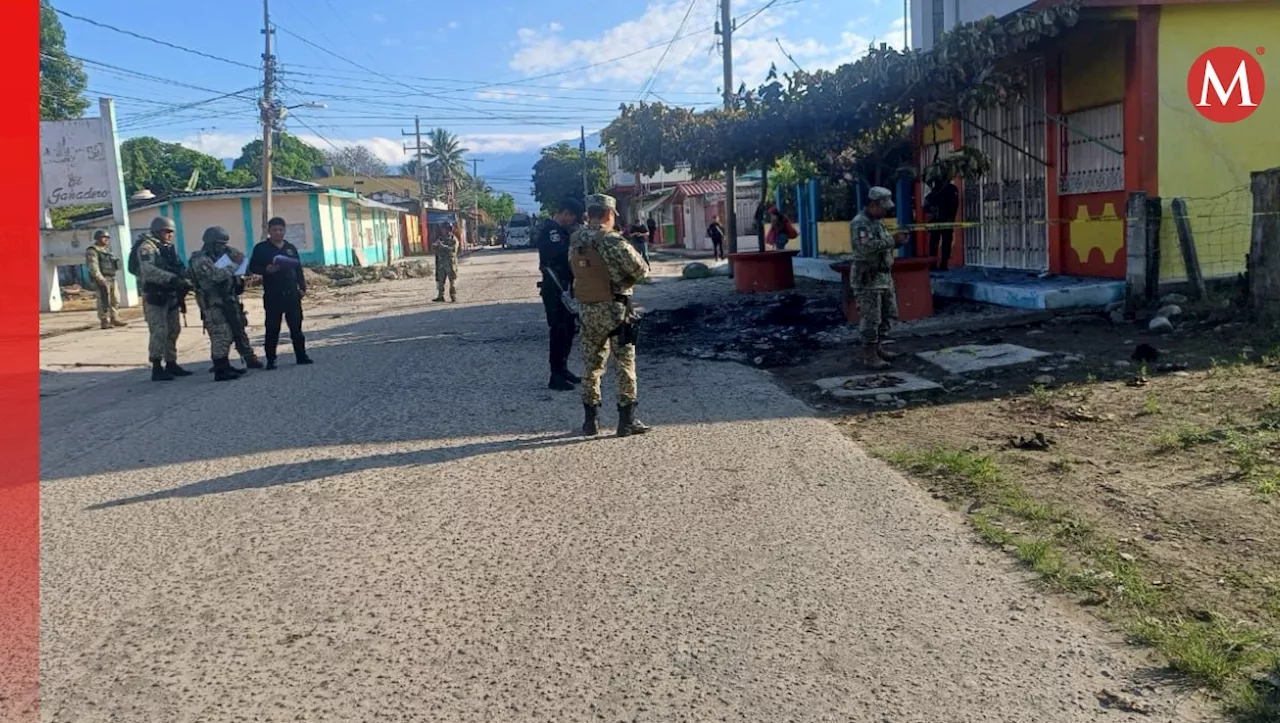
left=571, top=243, right=614, bottom=303
left=93, top=247, right=120, bottom=276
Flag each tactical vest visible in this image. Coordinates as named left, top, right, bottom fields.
left=571, top=244, right=614, bottom=303
left=139, top=239, right=184, bottom=294
left=92, top=247, right=120, bottom=277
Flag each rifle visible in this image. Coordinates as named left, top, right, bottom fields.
left=541, top=267, right=579, bottom=317
left=610, top=294, right=643, bottom=346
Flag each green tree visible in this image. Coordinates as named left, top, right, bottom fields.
left=120, top=136, right=239, bottom=195
left=40, top=0, right=89, bottom=121
left=323, top=145, right=388, bottom=176
left=478, top=192, right=516, bottom=226
left=425, top=128, right=468, bottom=184
left=232, top=132, right=327, bottom=183
left=531, top=143, right=607, bottom=215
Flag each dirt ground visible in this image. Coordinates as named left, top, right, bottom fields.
left=645, top=280, right=1280, bottom=719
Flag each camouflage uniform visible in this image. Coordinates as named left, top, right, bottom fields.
left=86, top=230, right=126, bottom=329
left=135, top=217, right=193, bottom=380
left=189, top=226, right=260, bottom=381
left=849, top=186, right=902, bottom=369
left=433, top=225, right=460, bottom=301
left=571, top=194, right=651, bottom=437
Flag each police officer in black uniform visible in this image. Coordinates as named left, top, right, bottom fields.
left=536, top=198, right=584, bottom=391
left=248, top=216, right=313, bottom=370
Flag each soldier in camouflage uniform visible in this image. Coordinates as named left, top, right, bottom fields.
left=433, top=221, right=460, bottom=302
left=134, top=216, right=194, bottom=381
left=849, top=186, right=909, bottom=370
left=188, top=227, right=255, bottom=381
left=570, top=193, right=652, bottom=437
left=86, top=229, right=127, bottom=329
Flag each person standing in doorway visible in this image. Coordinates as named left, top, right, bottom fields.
left=249, top=217, right=312, bottom=369
left=707, top=217, right=726, bottom=261
left=86, top=229, right=127, bottom=329
left=924, top=177, right=961, bottom=271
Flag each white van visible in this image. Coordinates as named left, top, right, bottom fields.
left=504, top=212, right=534, bottom=249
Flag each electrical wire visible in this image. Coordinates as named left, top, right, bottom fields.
left=636, top=0, right=702, bottom=101
left=53, top=8, right=262, bottom=70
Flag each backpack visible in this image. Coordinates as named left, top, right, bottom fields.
left=127, top=237, right=143, bottom=277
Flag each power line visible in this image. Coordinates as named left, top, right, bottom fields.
left=53, top=8, right=261, bottom=70
left=636, top=0, right=702, bottom=101
left=48, top=52, right=261, bottom=100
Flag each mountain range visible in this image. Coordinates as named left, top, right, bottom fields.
left=220, top=132, right=603, bottom=213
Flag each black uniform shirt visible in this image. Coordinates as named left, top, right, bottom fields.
left=249, top=239, right=307, bottom=297
left=535, top=218, right=574, bottom=293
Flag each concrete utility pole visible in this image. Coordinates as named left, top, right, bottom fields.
left=402, top=116, right=429, bottom=200
left=260, top=0, right=275, bottom=236
left=471, top=157, right=484, bottom=245
left=580, top=126, right=588, bottom=199
left=719, top=0, right=738, bottom=256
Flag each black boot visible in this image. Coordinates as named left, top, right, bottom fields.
left=561, top=369, right=582, bottom=384
left=294, top=343, right=313, bottom=365
left=164, top=361, right=194, bottom=377
left=151, top=359, right=174, bottom=382
left=581, top=404, right=600, bottom=436
left=616, top=403, right=652, bottom=438
left=243, top=354, right=265, bottom=369
left=212, top=358, right=240, bottom=382
left=265, top=357, right=278, bottom=371
left=549, top=374, right=575, bottom=391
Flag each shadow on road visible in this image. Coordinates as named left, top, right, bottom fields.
left=86, top=432, right=592, bottom=509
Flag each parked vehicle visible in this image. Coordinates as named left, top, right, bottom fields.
left=503, top=212, right=534, bottom=249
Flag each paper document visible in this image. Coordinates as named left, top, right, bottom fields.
left=214, top=253, right=233, bottom=269
left=273, top=254, right=301, bottom=268
left=235, top=255, right=250, bottom=276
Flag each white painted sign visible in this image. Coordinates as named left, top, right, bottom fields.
left=40, top=118, right=113, bottom=209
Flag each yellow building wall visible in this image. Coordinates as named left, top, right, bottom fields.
left=818, top=222, right=847, bottom=255
left=1060, top=25, right=1126, bottom=113
left=1156, top=1, right=1280, bottom=281
left=173, top=198, right=246, bottom=257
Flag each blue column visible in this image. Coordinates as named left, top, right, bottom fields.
left=807, top=178, right=819, bottom=258
left=793, top=182, right=804, bottom=255
left=854, top=183, right=865, bottom=214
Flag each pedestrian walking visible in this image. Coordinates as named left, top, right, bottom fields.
left=249, top=217, right=312, bottom=369
left=570, top=194, right=652, bottom=438
left=627, top=219, right=651, bottom=267
left=86, top=229, right=127, bottom=329
left=766, top=207, right=798, bottom=250
left=707, top=217, right=726, bottom=261
left=433, top=221, right=460, bottom=302
left=189, top=227, right=256, bottom=382
left=130, top=216, right=194, bottom=381
left=850, top=186, right=910, bottom=370
left=536, top=198, right=584, bottom=391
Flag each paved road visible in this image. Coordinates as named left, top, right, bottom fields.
left=38, top=250, right=1218, bottom=723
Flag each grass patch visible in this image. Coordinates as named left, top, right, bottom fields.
left=1139, top=393, right=1162, bottom=417
left=1156, top=423, right=1219, bottom=451
left=882, top=444, right=1279, bottom=720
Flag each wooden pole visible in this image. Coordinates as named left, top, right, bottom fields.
left=1247, top=167, right=1280, bottom=318
left=1171, top=198, right=1207, bottom=300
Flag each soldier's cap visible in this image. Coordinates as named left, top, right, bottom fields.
left=92, top=229, right=110, bottom=240
left=585, top=193, right=617, bottom=213
left=867, top=186, right=895, bottom=210
left=202, top=226, right=231, bottom=245
left=150, top=216, right=176, bottom=233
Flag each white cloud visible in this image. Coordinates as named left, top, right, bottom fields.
left=506, top=0, right=899, bottom=94
left=448, top=20, right=460, bottom=29
left=459, top=130, right=581, bottom=154
left=175, top=131, right=413, bottom=167
left=179, top=131, right=257, bottom=160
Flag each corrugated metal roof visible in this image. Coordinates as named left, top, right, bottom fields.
left=68, top=178, right=360, bottom=226
left=673, top=180, right=725, bottom=199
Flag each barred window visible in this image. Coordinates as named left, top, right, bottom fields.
left=1060, top=102, right=1125, bottom=195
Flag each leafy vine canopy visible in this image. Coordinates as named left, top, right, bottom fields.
left=600, top=0, right=1080, bottom=180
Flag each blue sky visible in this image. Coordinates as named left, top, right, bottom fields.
left=55, top=0, right=908, bottom=209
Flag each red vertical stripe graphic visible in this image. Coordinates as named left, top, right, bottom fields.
left=0, top=2, right=41, bottom=722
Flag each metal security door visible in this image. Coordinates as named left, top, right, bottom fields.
left=962, top=60, right=1049, bottom=272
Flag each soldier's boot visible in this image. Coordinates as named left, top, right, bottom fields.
left=616, top=403, right=652, bottom=438
left=876, top=343, right=901, bottom=362
left=581, top=404, right=600, bottom=436
left=243, top=354, right=265, bottom=370
left=561, top=369, right=582, bottom=384
left=433, top=290, right=446, bottom=302
left=226, top=360, right=247, bottom=375
left=164, top=361, right=194, bottom=377
left=549, top=374, right=575, bottom=391
left=100, top=319, right=110, bottom=330
left=110, top=318, right=129, bottom=327
left=212, top=358, right=240, bottom=382
left=150, top=360, right=175, bottom=382
left=862, top=344, right=891, bottom=370
left=449, top=287, right=458, bottom=303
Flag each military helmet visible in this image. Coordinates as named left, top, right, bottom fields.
left=150, top=216, right=176, bottom=234
left=92, top=229, right=110, bottom=241
left=202, top=226, right=231, bottom=246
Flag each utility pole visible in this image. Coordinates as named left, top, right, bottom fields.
left=402, top=116, right=429, bottom=200
left=259, top=0, right=275, bottom=237
left=719, top=0, right=738, bottom=257
left=579, top=126, right=588, bottom=199
left=471, top=157, right=484, bottom=246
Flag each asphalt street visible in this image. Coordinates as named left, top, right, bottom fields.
left=36, top=250, right=1220, bottom=723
